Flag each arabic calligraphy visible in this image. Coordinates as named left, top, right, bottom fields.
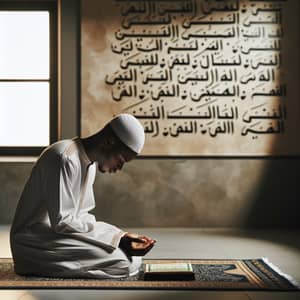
left=104, top=0, right=288, bottom=140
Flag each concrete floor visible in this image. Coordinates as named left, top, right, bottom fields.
left=0, top=226, right=299, bottom=300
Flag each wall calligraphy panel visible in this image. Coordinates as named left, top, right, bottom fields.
left=81, top=0, right=300, bottom=156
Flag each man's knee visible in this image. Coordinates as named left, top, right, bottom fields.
left=105, top=248, right=142, bottom=276
left=128, top=256, right=143, bottom=276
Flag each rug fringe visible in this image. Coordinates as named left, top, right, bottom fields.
left=261, top=257, right=300, bottom=289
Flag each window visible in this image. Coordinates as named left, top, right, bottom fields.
left=0, top=1, right=57, bottom=155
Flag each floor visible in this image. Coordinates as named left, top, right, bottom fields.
left=0, top=226, right=299, bottom=300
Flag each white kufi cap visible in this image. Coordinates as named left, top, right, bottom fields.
left=109, top=113, right=145, bottom=154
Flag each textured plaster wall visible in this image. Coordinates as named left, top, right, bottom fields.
left=0, top=159, right=299, bottom=227
left=0, top=0, right=299, bottom=228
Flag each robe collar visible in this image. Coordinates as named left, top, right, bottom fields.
left=72, top=136, right=93, bottom=167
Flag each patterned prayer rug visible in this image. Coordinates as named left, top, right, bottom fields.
left=0, top=258, right=299, bottom=290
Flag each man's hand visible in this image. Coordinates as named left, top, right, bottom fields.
left=119, top=232, right=156, bottom=256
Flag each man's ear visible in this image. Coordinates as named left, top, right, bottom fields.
left=108, top=135, right=118, bottom=145
left=103, top=136, right=118, bottom=151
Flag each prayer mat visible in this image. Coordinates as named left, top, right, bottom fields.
left=0, top=258, right=299, bottom=290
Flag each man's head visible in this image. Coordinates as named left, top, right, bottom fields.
left=83, top=114, right=145, bottom=174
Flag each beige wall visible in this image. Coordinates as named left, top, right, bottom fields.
left=0, top=0, right=299, bottom=228
left=81, top=0, right=300, bottom=156
left=0, top=158, right=299, bottom=227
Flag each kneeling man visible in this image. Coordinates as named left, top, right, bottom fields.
left=10, top=113, right=156, bottom=279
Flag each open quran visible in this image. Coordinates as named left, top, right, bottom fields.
left=143, top=262, right=195, bottom=281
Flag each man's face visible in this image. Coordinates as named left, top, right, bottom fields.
left=98, top=149, right=137, bottom=174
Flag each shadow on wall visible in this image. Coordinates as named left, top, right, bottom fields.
left=242, top=158, right=300, bottom=229
left=242, top=0, right=300, bottom=229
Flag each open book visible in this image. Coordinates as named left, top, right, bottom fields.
left=143, top=262, right=195, bottom=281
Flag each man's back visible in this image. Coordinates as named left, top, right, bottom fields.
left=9, top=136, right=140, bottom=279
left=10, top=138, right=74, bottom=235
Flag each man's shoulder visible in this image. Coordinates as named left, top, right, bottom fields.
left=37, top=138, right=79, bottom=164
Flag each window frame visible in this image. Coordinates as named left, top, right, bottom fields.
left=0, top=1, right=58, bottom=156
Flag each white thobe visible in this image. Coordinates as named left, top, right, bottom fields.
left=10, top=136, right=142, bottom=279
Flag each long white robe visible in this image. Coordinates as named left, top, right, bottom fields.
left=9, top=136, right=142, bottom=279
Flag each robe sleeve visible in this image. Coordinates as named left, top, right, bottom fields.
left=45, top=152, right=128, bottom=253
